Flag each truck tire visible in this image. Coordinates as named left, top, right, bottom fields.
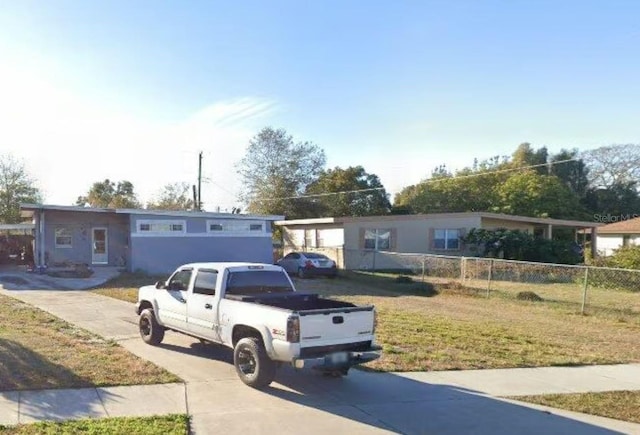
left=139, top=308, right=165, bottom=345
left=234, top=337, right=276, bottom=388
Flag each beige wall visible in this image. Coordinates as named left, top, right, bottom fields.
left=341, top=216, right=482, bottom=268
left=480, top=218, right=535, bottom=232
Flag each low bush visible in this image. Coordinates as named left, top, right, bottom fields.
left=517, top=291, right=544, bottom=302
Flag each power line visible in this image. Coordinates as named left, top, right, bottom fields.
left=418, top=158, right=579, bottom=184
left=248, top=158, right=580, bottom=203
left=251, top=187, right=385, bottom=202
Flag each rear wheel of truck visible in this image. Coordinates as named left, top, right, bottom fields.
left=234, top=337, right=276, bottom=388
left=139, top=308, right=165, bottom=345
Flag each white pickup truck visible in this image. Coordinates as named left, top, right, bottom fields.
left=135, top=262, right=381, bottom=388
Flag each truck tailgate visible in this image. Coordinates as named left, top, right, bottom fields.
left=298, top=306, right=374, bottom=347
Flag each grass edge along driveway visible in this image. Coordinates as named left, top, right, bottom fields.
left=0, top=293, right=179, bottom=392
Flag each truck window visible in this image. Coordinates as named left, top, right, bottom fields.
left=194, top=269, right=218, bottom=296
left=226, top=270, right=294, bottom=295
left=168, top=269, right=192, bottom=291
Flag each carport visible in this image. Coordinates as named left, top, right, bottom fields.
left=0, top=223, right=35, bottom=266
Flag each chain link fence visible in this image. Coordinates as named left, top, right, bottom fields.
left=290, top=246, right=640, bottom=320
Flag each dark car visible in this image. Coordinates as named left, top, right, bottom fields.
left=276, top=252, right=338, bottom=278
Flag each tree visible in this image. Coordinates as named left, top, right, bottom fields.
left=0, top=155, right=42, bottom=223
left=583, top=181, right=640, bottom=218
left=549, top=148, right=590, bottom=200
left=495, top=170, right=586, bottom=218
left=237, top=127, right=326, bottom=218
left=393, top=160, right=508, bottom=214
left=147, top=182, right=195, bottom=211
left=304, top=166, right=390, bottom=217
left=582, top=144, right=640, bottom=188
left=76, top=179, right=141, bottom=208
left=511, top=143, right=548, bottom=174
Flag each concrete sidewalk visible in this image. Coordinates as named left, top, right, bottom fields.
left=2, top=287, right=640, bottom=434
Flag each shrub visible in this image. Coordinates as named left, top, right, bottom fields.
left=413, top=282, right=438, bottom=297
left=516, top=291, right=544, bottom=302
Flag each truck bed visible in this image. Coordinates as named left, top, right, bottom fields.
left=224, top=292, right=356, bottom=312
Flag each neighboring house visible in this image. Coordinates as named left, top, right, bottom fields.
left=595, top=216, right=640, bottom=256
left=20, top=204, right=283, bottom=274
left=276, top=212, right=601, bottom=270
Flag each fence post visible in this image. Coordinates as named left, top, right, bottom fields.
left=486, top=259, right=493, bottom=298
left=460, top=257, right=466, bottom=285
left=581, top=266, right=590, bottom=314
left=421, top=257, right=426, bottom=283
left=372, top=250, right=377, bottom=271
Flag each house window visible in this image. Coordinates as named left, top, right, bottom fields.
left=137, top=220, right=186, bottom=234
left=364, top=229, right=391, bottom=251
left=434, top=229, right=460, bottom=250
left=55, top=227, right=72, bottom=248
left=207, top=220, right=265, bottom=233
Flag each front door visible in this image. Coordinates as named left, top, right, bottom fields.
left=92, top=228, right=108, bottom=264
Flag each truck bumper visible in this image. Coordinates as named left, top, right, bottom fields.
left=292, top=345, right=382, bottom=371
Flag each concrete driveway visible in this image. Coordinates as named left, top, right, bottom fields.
left=2, top=288, right=639, bottom=435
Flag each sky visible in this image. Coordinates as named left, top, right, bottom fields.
left=1, top=0, right=639, bottom=212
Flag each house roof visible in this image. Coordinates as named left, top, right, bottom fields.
left=276, top=212, right=602, bottom=228
left=19, top=203, right=284, bottom=221
left=596, top=216, right=640, bottom=234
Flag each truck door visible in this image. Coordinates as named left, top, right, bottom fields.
left=155, top=268, right=191, bottom=331
left=187, top=268, right=221, bottom=342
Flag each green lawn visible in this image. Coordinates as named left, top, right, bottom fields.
left=513, top=391, right=640, bottom=424
left=0, top=414, right=189, bottom=435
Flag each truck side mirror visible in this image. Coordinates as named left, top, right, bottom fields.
left=155, top=281, right=166, bottom=289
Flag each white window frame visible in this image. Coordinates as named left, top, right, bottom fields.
left=55, top=227, right=73, bottom=248
left=364, top=228, right=391, bottom=251
left=136, top=220, right=186, bottom=235
left=433, top=229, right=461, bottom=250
left=206, top=219, right=267, bottom=235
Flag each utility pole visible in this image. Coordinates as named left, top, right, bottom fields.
left=197, top=151, right=203, bottom=211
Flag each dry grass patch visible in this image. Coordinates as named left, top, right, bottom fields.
left=91, top=272, right=164, bottom=303
left=513, top=391, right=640, bottom=424
left=92, top=271, right=640, bottom=372
left=296, top=274, right=640, bottom=372
left=0, top=414, right=189, bottom=434
left=0, top=293, right=179, bottom=391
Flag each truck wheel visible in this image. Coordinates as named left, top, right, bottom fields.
left=139, top=308, right=165, bottom=345
left=234, top=337, right=276, bottom=389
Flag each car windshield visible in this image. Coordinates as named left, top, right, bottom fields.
left=302, top=253, right=328, bottom=259
left=225, top=270, right=294, bottom=295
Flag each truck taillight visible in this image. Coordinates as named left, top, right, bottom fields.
left=287, top=316, right=300, bottom=343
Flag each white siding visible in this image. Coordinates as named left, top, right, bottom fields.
left=597, top=234, right=640, bottom=256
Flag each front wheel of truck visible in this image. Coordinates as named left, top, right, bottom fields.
left=234, top=337, right=276, bottom=389
left=139, top=308, right=165, bottom=345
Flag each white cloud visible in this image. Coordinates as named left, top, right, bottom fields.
left=0, top=59, right=276, bottom=211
